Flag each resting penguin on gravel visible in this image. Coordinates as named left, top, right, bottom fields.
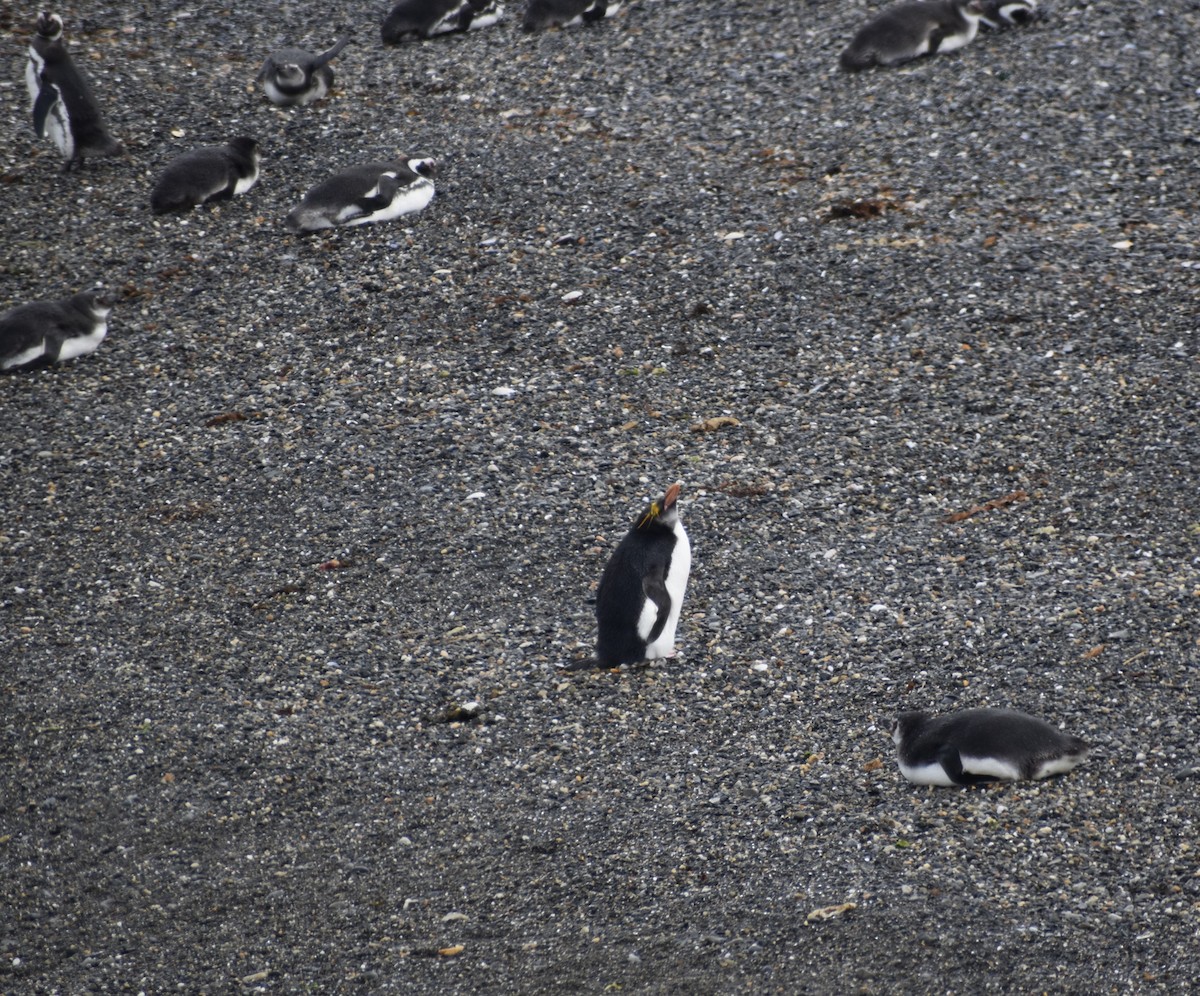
left=150, top=137, right=261, bottom=214
left=0, top=289, right=116, bottom=372
left=839, top=0, right=985, bottom=70
left=285, top=157, right=437, bottom=233
left=257, top=33, right=352, bottom=106
left=577, top=482, right=691, bottom=671
left=891, top=708, right=1089, bottom=786
left=979, top=0, right=1037, bottom=29
left=26, top=11, right=123, bottom=169
left=381, top=0, right=505, bottom=43
left=521, top=0, right=621, bottom=32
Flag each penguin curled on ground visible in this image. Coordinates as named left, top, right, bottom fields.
left=0, top=289, right=116, bottom=372
left=891, top=708, right=1089, bottom=786
left=591, top=482, right=691, bottom=670
left=979, top=0, right=1037, bottom=29
left=150, top=137, right=261, bottom=214
left=257, top=34, right=352, bottom=106
left=522, top=0, right=622, bottom=32
left=26, top=11, right=123, bottom=170
left=285, top=157, right=437, bottom=233
left=839, top=0, right=985, bottom=71
left=381, top=0, right=506, bottom=43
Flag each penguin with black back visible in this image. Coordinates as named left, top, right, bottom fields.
left=891, top=708, right=1089, bottom=786
left=382, top=0, right=505, bottom=43
left=522, top=0, right=621, bottom=32
left=257, top=33, right=352, bottom=106
left=150, top=137, right=261, bottom=214
left=581, top=482, right=691, bottom=671
left=839, top=0, right=985, bottom=70
left=285, top=157, right=437, bottom=233
left=26, top=11, right=123, bottom=170
left=0, top=289, right=116, bottom=372
left=979, top=0, right=1037, bottom=29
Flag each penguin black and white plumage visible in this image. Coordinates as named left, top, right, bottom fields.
left=149, top=137, right=261, bottom=214
left=592, top=482, right=691, bottom=669
left=891, top=708, right=1089, bottom=786
left=979, top=0, right=1037, bottom=29
left=839, top=0, right=985, bottom=71
left=257, top=34, right=352, bottom=107
left=521, top=0, right=622, bottom=32
left=26, top=11, right=123, bottom=170
left=382, top=0, right=505, bottom=43
left=0, top=289, right=115, bottom=372
left=285, top=157, right=437, bottom=233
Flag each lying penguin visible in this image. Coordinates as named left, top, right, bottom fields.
left=0, top=289, right=116, bottom=371
left=285, top=157, right=437, bottom=233
left=150, top=137, right=261, bottom=214
left=521, top=0, right=621, bottom=32
left=840, top=0, right=985, bottom=71
left=891, top=708, right=1089, bottom=786
left=257, top=34, right=352, bottom=106
left=26, top=11, right=123, bottom=169
left=381, top=0, right=505, bottom=43
left=580, top=482, right=691, bottom=671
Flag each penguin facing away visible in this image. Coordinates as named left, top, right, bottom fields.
left=285, top=157, right=437, bottom=233
left=257, top=34, right=352, bottom=106
left=840, top=0, right=985, bottom=71
left=891, top=708, right=1089, bottom=786
left=26, top=11, right=123, bottom=170
left=522, top=0, right=622, bottom=33
left=150, top=137, right=261, bottom=214
left=592, top=482, right=691, bottom=669
left=979, top=0, right=1037, bottom=29
left=382, top=0, right=506, bottom=43
left=0, top=289, right=116, bottom=372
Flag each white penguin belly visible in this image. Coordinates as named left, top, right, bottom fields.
left=936, top=22, right=979, bottom=53
left=897, top=759, right=957, bottom=787
left=642, top=524, right=691, bottom=660
left=232, top=164, right=260, bottom=196
left=959, top=754, right=1022, bottom=781
left=47, top=104, right=73, bottom=159
left=343, top=178, right=434, bottom=226
left=57, top=320, right=107, bottom=361
left=3, top=340, right=47, bottom=370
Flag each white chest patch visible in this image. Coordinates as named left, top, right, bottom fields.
left=57, top=320, right=108, bottom=361
left=232, top=161, right=260, bottom=196
left=343, top=177, right=435, bottom=226
left=642, top=522, right=691, bottom=660
left=897, top=759, right=957, bottom=787
left=937, top=17, right=981, bottom=53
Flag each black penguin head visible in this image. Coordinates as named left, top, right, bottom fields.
left=891, top=711, right=928, bottom=746
left=230, top=136, right=261, bottom=157
left=35, top=11, right=63, bottom=40
left=408, top=156, right=437, bottom=179
left=635, top=482, right=682, bottom=532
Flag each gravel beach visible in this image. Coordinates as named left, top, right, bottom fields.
left=3, top=0, right=1198, bottom=991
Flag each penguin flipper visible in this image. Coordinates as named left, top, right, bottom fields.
left=937, top=745, right=996, bottom=786
left=641, top=561, right=672, bottom=643
left=313, top=35, right=352, bottom=68
left=32, top=80, right=59, bottom=138
left=358, top=171, right=402, bottom=212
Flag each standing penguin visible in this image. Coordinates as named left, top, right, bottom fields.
left=839, top=0, right=985, bottom=71
left=382, top=0, right=506, bottom=43
left=26, top=11, right=123, bottom=169
left=521, top=0, right=621, bottom=32
left=891, top=708, right=1089, bottom=786
left=150, top=137, right=261, bottom=214
left=285, top=157, right=437, bottom=232
left=257, top=34, right=352, bottom=106
left=589, top=482, right=691, bottom=670
left=0, top=289, right=116, bottom=371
